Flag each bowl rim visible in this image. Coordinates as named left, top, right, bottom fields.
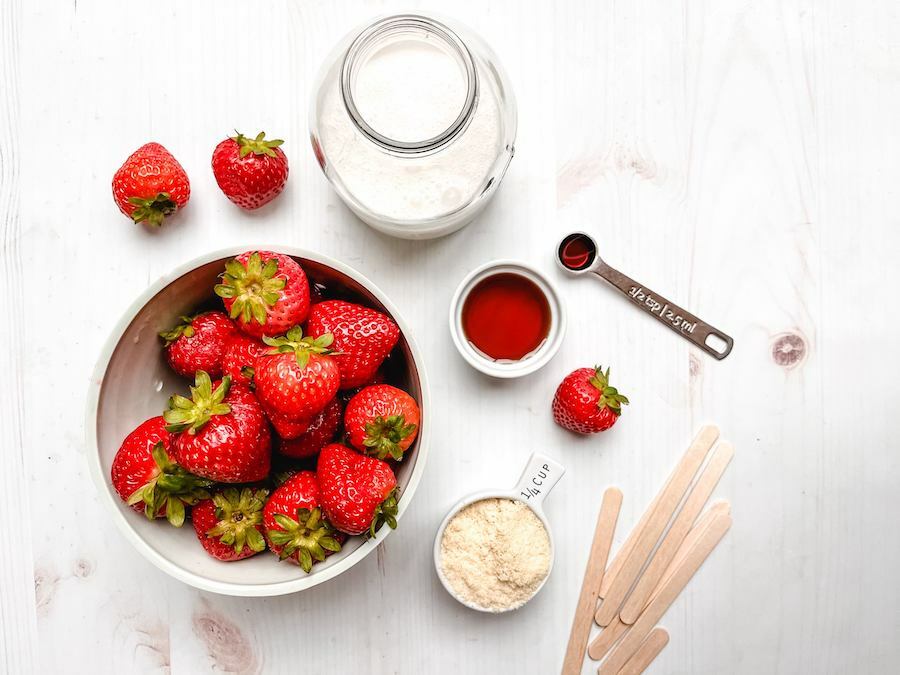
left=84, top=245, right=431, bottom=597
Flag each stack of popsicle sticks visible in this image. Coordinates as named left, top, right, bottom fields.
left=561, top=425, right=733, bottom=675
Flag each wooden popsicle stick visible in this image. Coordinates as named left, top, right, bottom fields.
left=587, top=615, right=629, bottom=661
left=595, top=425, right=719, bottom=626
left=616, top=628, right=670, bottom=675
left=598, top=512, right=732, bottom=675
left=619, top=442, right=734, bottom=623
left=648, top=501, right=730, bottom=606
left=561, top=487, right=623, bottom=675
left=598, top=479, right=666, bottom=600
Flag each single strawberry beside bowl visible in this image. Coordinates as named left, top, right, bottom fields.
left=263, top=471, right=343, bottom=571
left=164, top=372, right=272, bottom=482
left=254, top=327, right=340, bottom=422
left=192, top=487, right=269, bottom=562
left=344, top=385, right=419, bottom=461
left=112, top=142, right=190, bottom=227
left=215, top=251, right=310, bottom=338
left=307, top=300, right=400, bottom=389
left=278, top=397, right=342, bottom=459
left=551, top=365, right=629, bottom=434
left=317, top=443, right=398, bottom=537
left=110, top=417, right=213, bottom=526
left=160, top=312, right=236, bottom=378
left=212, top=131, right=289, bottom=210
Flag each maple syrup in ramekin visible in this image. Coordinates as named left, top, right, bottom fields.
left=461, top=272, right=552, bottom=361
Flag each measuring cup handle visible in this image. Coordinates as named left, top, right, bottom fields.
left=512, top=452, right=566, bottom=510
left=594, top=263, right=734, bottom=360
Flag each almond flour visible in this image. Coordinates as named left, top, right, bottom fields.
left=439, top=497, right=551, bottom=611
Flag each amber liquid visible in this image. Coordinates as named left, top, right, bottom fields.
left=558, top=233, right=596, bottom=270
left=461, top=273, right=552, bottom=362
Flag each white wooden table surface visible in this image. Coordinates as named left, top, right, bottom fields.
left=2, top=1, right=899, bottom=673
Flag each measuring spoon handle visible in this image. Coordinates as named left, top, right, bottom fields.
left=594, top=263, right=733, bottom=360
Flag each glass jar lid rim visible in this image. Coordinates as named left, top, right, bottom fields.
left=340, top=14, right=479, bottom=155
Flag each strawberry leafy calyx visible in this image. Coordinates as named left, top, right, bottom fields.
left=267, top=507, right=341, bottom=572
left=158, top=315, right=196, bottom=346
left=214, top=252, right=286, bottom=327
left=368, top=488, right=399, bottom=539
left=205, top=487, right=268, bottom=554
left=588, top=366, right=629, bottom=416
left=125, top=442, right=213, bottom=527
left=163, top=371, right=232, bottom=434
left=232, top=130, right=285, bottom=158
left=262, top=326, right=335, bottom=369
left=362, top=415, right=417, bottom=461
left=128, top=192, right=177, bottom=227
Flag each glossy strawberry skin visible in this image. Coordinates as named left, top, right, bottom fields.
left=255, top=351, right=340, bottom=421
left=551, top=367, right=627, bottom=434
left=112, top=142, right=190, bottom=226
left=110, top=417, right=174, bottom=514
left=307, top=301, right=400, bottom=389
left=344, top=385, right=419, bottom=460
left=191, top=498, right=263, bottom=562
left=279, top=398, right=342, bottom=458
left=266, top=408, right=311, bottom=440
left=163, top=312, right=235, bottom=378
left=211, top=135, right=289, bottom=210
left=263, top=471, right=344, bottom=566
left=221, top=333, right=267, bottom=383
left=218, top=251, right=310, bottom=338
left=172, top=384, right=271, bottom=482
left=317, top=444, right=397, bottom=536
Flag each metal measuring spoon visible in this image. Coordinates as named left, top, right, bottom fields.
left=556, top=232, right=734, bottom=360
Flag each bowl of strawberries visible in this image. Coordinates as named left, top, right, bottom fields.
left=85, top=248, right=428, bottom=596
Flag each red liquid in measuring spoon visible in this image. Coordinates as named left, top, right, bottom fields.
left=462, top=273, right=551, bottom=361
left=559, top=233, right=597, bottom=270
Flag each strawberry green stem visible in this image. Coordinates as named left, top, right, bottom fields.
left=125, top=442, right=213, bottom=526
left=128, top=192, right=177, bottom=227
left=368, top=489, right=399, bottom=538
left=233, top=131, right=285, bottom=158
left=589, top=366, right=629, bottom=416
left=262, top=326, right=335, bottom=369
left=267, top=507, right=341, bottom=572
left=214, top=252, right=286, bottom=327
left=205, top=487, right=268, bottom=554
left=362, top=415, right=417, bottom=461
left=163, top=371, right=232, bottom=434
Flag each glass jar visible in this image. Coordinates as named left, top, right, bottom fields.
left=309, top=14, right=517, bottom=240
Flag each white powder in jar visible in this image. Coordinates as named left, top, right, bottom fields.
left=440, top=497, right=551, bottom=612
left=317, top=36, right=503, bottom=223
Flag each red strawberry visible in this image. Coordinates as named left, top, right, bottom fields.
left=344, top=385, right=419, bottom=461
left=263, top=471, right=342, bottom=571
left=551, top=366, right=629, bottom=434
left=164, top=372, right=271, bottom=482
left=160, top=312, right=236, bottom=378
left=211, top=131, right=289, bottom=210
left=112, top=142, right=190, bottom=226
left=192, top=488, right=269, bottom=562
left=317, top=444, right=398, bottom=536
left=214, top=251, right=310, bottom=338
left=307, top=301, right=400, bottom=389
left=221, top=333, right=267, bottom=383
left=267, top=409, right=311, bottom=440
left=279, top=398, right=342, bottom=459
left=110, top=417, right=212, bottom=526
left=254, top=327, right=340, bottom=421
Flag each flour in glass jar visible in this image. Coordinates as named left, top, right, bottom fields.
left=317, top=34, right=503, bottom=222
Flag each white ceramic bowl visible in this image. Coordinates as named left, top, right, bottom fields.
left=433, top=452, right=565, bottom=612
left=449, top=260, right=566, bottom=378
left=85, top=246, right=430, bottom=597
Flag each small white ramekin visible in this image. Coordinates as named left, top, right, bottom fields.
left=448, top=260, right=566, bottom=378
